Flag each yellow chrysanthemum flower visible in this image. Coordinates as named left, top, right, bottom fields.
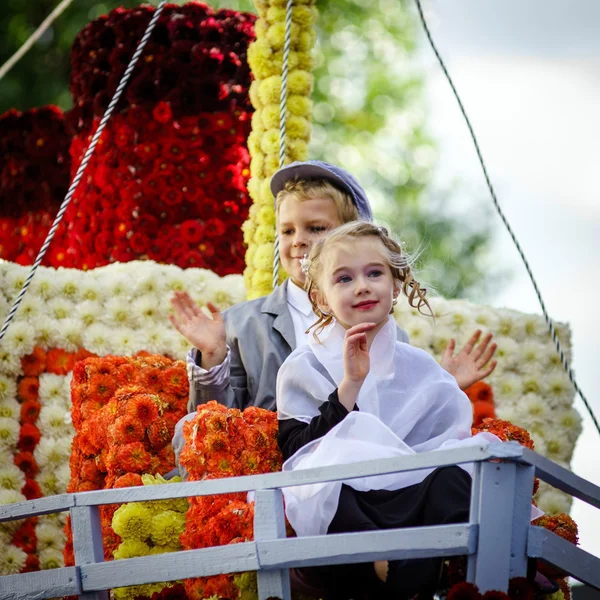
left=255, top=225, right=276, bottom=245
left=112, top=503, right=153, bottom=541
left=149, top=510, right=186, bottom=546
left=264, top=153, right=281, bottom=176
left=287, top=94, right=312, bottom=117
left=113, top=539, right=151, bottom=561
left=258, top=75, right=282, bottom=106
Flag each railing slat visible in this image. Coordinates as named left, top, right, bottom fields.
left=521, top=448, right=600, bottom=510
left=255, top=489, right=291, bottom=600
left=0, top=493, right=75, bottom=522
left=80, top=544, right=259, bottom=591
left=257, top=524, right=475, bottom=569
left=510, top=464, right=536, bottom=578
left=528, top=526, right=600, bottom=590
left=0, top=566, right=80, bottom=599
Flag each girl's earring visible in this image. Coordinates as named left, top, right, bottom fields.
left=392, top=297, right=398, bottom=306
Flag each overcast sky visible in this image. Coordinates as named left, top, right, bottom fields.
left=418, top=0, right=600, bottom=569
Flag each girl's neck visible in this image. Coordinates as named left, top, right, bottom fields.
left=365, top=317, right=389, bottom=349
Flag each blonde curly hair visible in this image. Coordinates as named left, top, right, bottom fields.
left=304, top=222, right=433, bottom=339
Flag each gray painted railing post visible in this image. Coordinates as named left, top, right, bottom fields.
left=254, top=489, right=291, bottom=600
left=70, top=505, right=109, bottom=600
left=510, top=464, right=535, bottom=578
left=467, top=460, right=526, bottom=592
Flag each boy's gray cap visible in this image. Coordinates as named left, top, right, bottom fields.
left=270, top=160, right=374, bottom=222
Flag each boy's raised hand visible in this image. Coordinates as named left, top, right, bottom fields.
left=441, top=329, right=497, bottom=391
left=169, top=291, right=227, bottom=369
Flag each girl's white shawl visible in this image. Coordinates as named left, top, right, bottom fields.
left=276, top=316, right=501, bottom=537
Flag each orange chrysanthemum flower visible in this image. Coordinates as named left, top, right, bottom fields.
left=110, top=415, right=145, bottom=445
left=20, top=346, right=46, bottom=377
left=12, top=522, right=37, bottom=554
left=17, top=377, right=39, bottom=403
left=140, top=367, right=163, bottom=390
left=46, top=348, right=77, bottom=375
left=147, top=419, right=171, bottom=451
left=20, top=399, right=41, bottom=424
left=114, top=363, right=138, bottom=387
left=18, top=423, right=41, bottom=453
left=113, top=472, right=143, bottom=488
left=88, top=373, right=118, bottom=402
left=124, top=394, right=160, bottom=427
left=115, top=442, right=152, bottom=473
left=75, top=348, right=97, bottom=362
left=472, top=418, right=534, bottom=450
left=465, top=381, right=494, bottom=405
left=472, top=401, right=496, bottom=427
left=80, top=458, right=102, bottom=483
left=161, top=366, right=188, bottom=396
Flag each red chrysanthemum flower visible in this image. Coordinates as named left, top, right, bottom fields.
left=21, top=553, right=40, bottom=573
left=17, top=377, right=39, bottom=403
left=115, top=442, right=152, bottom=473
left=14, top=451, right=38, bottom=478
left=18, top=423, right=41, bottom=453
left=21, top=346, right=46, bottom=376
left=12, top=522, right=36, bottom=554
left=508, top=577, right=536, bottom=600
left=20, top=399, right=41, bottom=424
left=46, top=348, right=77, bottom=375
left=21, top=479, right=43, bottom=500
left=482, top=591, right=509, bottom=600
left=447, top=582, right=482, bottom=600
left=153, top=101, right=173, bottom=124
left=179, top=219, right=205, bottom=244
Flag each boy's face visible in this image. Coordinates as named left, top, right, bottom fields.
left=278, top=196, right=342, bottom=287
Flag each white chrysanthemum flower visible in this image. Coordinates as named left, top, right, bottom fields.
left=0, top=488, right=25, bottom=506
left=56, top=463, right=71, bottom=491
left=207, top=280, right=243, bottom=310
left=555, top=407, right=583, bottom=443
left=528, top=432, right=547, bottom=456
left=164, top=270, right=188, bottom=293
left=494, top=336, right=520, bottom=370
left=15, top=294, right=45, bottom=321
left=536, top=488, right=572, bottom=515
left=63, top=371, right=73, bottom=395
left=29, top=270, right=58, bottom=300
left=34, top=437, right=72, bottom=469
left=82, top=323, right=114, bottom=356
left=133, top=272, right=168, bottom=297
left=55, top=274, right=82, bottom=303
left=105, top=274, right=132, bottom=298
left=493, top=373, right=522, bottom=403
left=403, top=318, right=433, bottom=351
left=162, top=331, right=190, bottom=360
left=111, top=328, right=146, bottom=356
left=0, top=464, right=25, bottom=492
left=496, top=311, right=526, bottom=342
left=33, top=316, right=60, bottom=349
left=495, top=404, right=518, bottom=424
left=38, top=373, right=67, bottom=406
left=521, top=372, right=543, bottom=396
left=4, top=267, right=28, bottom=299
left=0, top=294, right=9, bottom=320
left=519, top=341, right=543, bottom=370
left=36, top=522, right=66, bottom=551
left=79, top=279, right=103, bottom=303
left=105, top=297, right=141, bottom=329
left=430, top=324, right=454, bottom=357
left=0, top=348, right=18, bottom=377
left=522, top=314, right=548, bottom=340
left=544, top=372, right=575, bottom=409
left=473, top=308, right=499, bottom=332
left=38, top=405, right=73, bottom=439
left=0, top=397, right=19, bottom=420
left=37, top=470, right=62, bottom=497
left=0, top=544, right=27, bottom=575
left=141, top=327, right=166, bottom=355
left=47, top=297, right=75, bottom=321
left=52, top=318, right=83, bottom=353
left=0, top=528, right=11, bottom=548
left=2, top=321, right=36, bottom=357
left=76, top=300, right=104, bottom=327
left=131, top=296, right=163, bottom=325
left=443, top=304, right=475, bottom=334
left=543, top=431, right=573, bottom=463
left=518, top=393, right=550, bottom=423
left=0, top=375, right=16, bottom=402
left=39, top=547, right=64, bottom=570
left=0, top=417, right=19, bottom=451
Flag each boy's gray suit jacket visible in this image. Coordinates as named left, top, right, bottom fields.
left=172, top=280, right=409, bottom=476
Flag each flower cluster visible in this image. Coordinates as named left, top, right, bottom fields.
left=0, top=106, right=71, bottom=265
left=63, top=354, right=188, bottom=568
left=50, top=104, right=252, bottom=274
left=67, top=3, right=256, bottom=132
left=532, top=513, right=578, bottom=584
left=111, top=473, right=188, bottom=600
left=393, top=296, right=581, bottom=514
left=242, top=0, right=317, bottom=298
left=464, top=382, right=496, bottom=427
left=179, top=401, right=281, bottom=600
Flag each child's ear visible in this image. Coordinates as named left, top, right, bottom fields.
left=393, top=283, right=401, bottom=299
left=311, top=289, right=330, bottom=316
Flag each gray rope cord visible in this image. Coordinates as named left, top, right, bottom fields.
left=0, top=0, right=168, bottom=346
left=272, top=0, right=294, bottom=290
left=413, top=0, right=599, bottom=436
left=0, top=0, right=76, bottom=83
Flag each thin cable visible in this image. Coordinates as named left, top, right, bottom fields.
left=0, top=0, right=76, bottom=83
left=0, top=1, right=168, bottom=345
left=413, top=0, right=600, bottom=436
left=272, top=0, right=294, bottom=290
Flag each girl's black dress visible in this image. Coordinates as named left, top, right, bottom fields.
left=278, top=389, right=472, bottom=600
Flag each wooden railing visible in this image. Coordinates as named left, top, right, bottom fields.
left=1, top=442, right=599, bottom=600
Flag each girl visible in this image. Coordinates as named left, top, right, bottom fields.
left=276, top=221, right=508, bottom=599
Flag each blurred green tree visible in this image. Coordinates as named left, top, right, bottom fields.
left=0, top=0, right=504, bottom=299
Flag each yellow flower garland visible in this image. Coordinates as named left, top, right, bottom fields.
left=112, top=474, right=189, bottom=600
left=244, top=0, right=318, bottom=299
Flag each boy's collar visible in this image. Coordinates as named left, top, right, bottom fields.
left=286, top=279, right=313, bottom=316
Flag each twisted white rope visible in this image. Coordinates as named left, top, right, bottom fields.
left=0, top=0, right=169, bottom=345
left=0, top=0, right=76, bottom=84
left=272, top=0, right=294, bottom=290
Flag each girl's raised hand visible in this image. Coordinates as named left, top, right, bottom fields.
left=169, top=291, right=227, bottom=369
left=343, top=322, right=377, bottom=384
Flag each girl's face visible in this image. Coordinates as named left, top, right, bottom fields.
left=278, top=196, right=342, bottom=287
left=316, top=238, right=398, bottom=334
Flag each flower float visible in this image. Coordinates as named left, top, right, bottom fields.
left=179, top=401, right=281, bottom=600
left=242, top=0, right=318, bottom=298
